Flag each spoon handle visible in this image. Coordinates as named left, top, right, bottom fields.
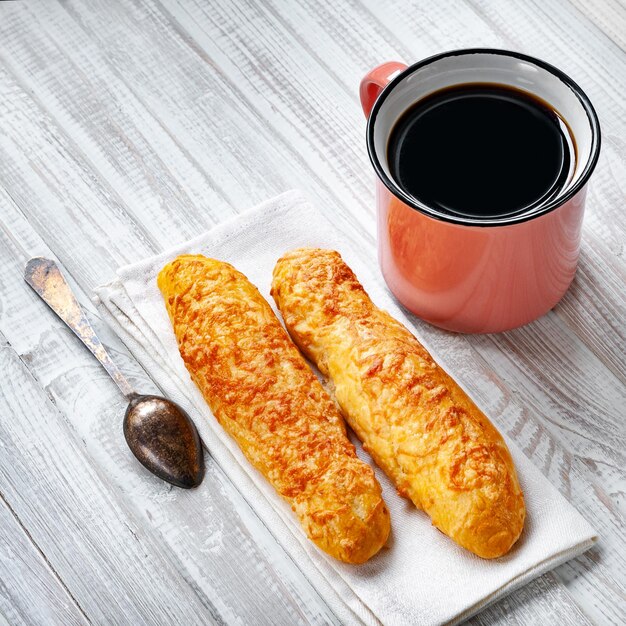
left=24, top=257, right=136, bottom=399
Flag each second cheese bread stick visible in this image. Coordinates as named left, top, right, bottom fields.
left=158, top=254, right=390, bottom=564
left=271, top=248, right=525, bottom=559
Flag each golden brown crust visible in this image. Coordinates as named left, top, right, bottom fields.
left=157, top=254, right=390, bottom=563
left=271, top=248, right=525, bottom=559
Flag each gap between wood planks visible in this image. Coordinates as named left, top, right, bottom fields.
left=0, top=485, right=90, bottom=626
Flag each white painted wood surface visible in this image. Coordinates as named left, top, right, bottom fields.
left=0, top=0, right=623, bottom=624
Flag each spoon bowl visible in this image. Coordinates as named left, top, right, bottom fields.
left=124, top=394, right=205, bottom=489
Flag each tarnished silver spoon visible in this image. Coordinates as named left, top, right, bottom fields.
left=24, top=257, right=205, bottom=489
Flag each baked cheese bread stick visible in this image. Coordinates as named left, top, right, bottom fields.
left=158, top=254, right=390, bottom=563
left=271, top=248, right=525, bottom=558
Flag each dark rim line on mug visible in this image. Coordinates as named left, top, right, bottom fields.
left=366, top=48, right=602, bottom=227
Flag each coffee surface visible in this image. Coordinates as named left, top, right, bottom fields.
left=387, top=83, right=574, bottom=220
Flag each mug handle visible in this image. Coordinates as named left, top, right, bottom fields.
left=359, top=61, right=407, bottom=117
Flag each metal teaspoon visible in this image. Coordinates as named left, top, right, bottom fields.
left=24, top=257, right=205, bottom=489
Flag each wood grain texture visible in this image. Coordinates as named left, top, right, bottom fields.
left=0, top=334, right=220, bottom=625
left=0, top=0, right=624, bottom=624
left=0, top=495, right=87, bottom=626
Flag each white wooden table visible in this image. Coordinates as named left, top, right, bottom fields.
left=0, top=1, right=624, bottom=624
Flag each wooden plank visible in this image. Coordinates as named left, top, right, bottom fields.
left=477, top=320, right=624, bottom=466
left=56, top=0, right=376, bottom=244
left=0, top=495, right=87, bottom=626
left=0, top=64, right=156, bottom=287
left=0, top=191, right=337, bottom=625
left=567, top=0, right=626, bottom=53
left=0, top=0, right=371, bottom=260
left=469, top=572, right=591, bottom=626
left=0, top=333, right=222, bottom=625
left=0, top=0, right=226, bottom=238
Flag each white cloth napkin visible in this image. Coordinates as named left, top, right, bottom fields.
left=95, top=191, right=596, bottom=626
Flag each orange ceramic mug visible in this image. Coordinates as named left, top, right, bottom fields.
left=361, top=49, right=600, bottom=333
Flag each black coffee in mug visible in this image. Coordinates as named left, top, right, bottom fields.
left=387, top=83, right=576, bottom=220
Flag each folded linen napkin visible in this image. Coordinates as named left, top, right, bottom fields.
left=95, top=191, right=596, bottom=626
